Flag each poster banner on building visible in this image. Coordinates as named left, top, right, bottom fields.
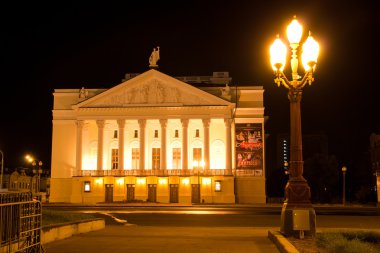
left=236, top=123, right=263, bottom=176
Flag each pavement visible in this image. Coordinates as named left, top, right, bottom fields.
left=43, top=225, right=281, bottom=253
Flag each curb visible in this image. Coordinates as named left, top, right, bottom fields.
left=268, top=230, right=299, bottom=253
left=42, top=218, right=105, bottom=244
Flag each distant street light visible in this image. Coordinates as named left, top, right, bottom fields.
left=270, top=16, right=320, bottom=237
left=25, top=155, right=43, bottom=193
left=342, top=166, right=347, bottom=206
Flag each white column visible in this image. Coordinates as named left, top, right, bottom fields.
left=76, top=120, right=84, bottom=171
left=203, top=118, right=210, bottom=170
left=160, top=119, right=167, bottom=170
left=96, top=120, right=105, bottom=171
left=117, top=119, right=125, bottom=170
left=181, top=119, right=189, bottom=171
left=224, top=118, right=232, bottom=175
left=138, top=119, right=146, bottom=171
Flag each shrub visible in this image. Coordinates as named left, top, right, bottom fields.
left=317, top=231, right=380, bottom=253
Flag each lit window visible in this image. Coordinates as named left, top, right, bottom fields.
left=195, top=129, right=200, bottom=138
left=154, top=130, right=159, bottom=138
left=193, top=148, right=202, bottom=169
left=84, top=181, right=91, bottom=192
left=132, top=148, right=139, bottom=170
left=152, top=148, right=160, bottom=170
left=172, top=148, right=181, bottom=169
left=174, top=129, right=179, bottom=138
left=111, top=149, right=119, bottom=169
left=215, top=181, right=222, bottom=192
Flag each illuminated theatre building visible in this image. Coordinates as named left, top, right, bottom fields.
left=50, top=69, right=266, bottom=204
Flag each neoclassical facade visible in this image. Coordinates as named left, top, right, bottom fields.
left=50, top=69, right=266, bottom=204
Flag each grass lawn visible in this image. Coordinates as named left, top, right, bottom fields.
left=316, top=230, right=380, bottom=253
left=42, top=209, right=97, bottom=226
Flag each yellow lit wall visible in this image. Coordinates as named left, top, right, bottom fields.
left=51, top=122, right=76, bottom=178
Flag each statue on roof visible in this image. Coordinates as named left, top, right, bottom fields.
left=79, top=87, right=88, bottom=99
left=221, top=83, right=232, bottom=100
left=149, top=46, right=160, bottom=68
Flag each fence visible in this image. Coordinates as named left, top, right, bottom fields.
left=0, top=192, right=43, bottom=253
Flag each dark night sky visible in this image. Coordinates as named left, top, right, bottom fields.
left=0, top=1, right=379, bottom=173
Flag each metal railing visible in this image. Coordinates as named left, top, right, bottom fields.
left=0, top=192, right=43, bottom=253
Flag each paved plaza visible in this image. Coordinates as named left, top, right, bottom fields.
left=44, top=225, right=280, bottom=253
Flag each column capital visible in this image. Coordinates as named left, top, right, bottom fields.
left=181, top=118, right=189, bottom=128
left=159, top=119, right=168, bottom=128
left=96, top=120, right=105, bottom=128
left=224, top=118, right=233, bottom=127
left=202, top=118, right=210, bottom=128
left=117, top=119, right=126, bottom=128
left=138, top=119, right=146, bottom=128
left=76, top=120, right=84, bottom=128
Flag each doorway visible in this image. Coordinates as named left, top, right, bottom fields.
left=127, top=184, right=135, bottom=202
left=191, top=184, right=200, bottom=203
left=105, top=184, right=114, bottom=202
left=148, top=184, right=157, bottom=202
left=170, top=184, right=179, bottom=203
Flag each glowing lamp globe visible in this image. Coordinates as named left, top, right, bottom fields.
left=301, top=33, right=319, bottom=71
left=270, top=36, right=287, bottom=71
left=287, top=17, right=303, bottom=44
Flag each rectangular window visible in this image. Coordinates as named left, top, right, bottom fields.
left=152, top=148, right=160, bottom=170
left=174, top=129, right=179, bottom=138
left=132, top=148, right=140, bottom=170
left=172, top=148, right=181, bottom=169
left=195, top=129, right=200, bottom=138
left=111, top=149, right=119, bottom=169
left=113, top=130, right=118, bottom=139
left=154, top=130, right=159, bottom=138
left=134, top=130, right=138, bottom=138
left=84, top=181, right=91, bottom=192
left=193, top=148, right=202, bottom=169
left=215, top=181, right=222, bottom=192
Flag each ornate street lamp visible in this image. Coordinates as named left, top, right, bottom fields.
left=270, top=16, right=320, bottom=237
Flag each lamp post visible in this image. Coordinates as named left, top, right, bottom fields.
left=25, top=155, right=43, bottom=193
left=32, top=160, right=43, bottom=193
left=342, top=166, right=347, bottom=206
left=0, top=150, right=4, bottom=190
left=193, top=160, right=205, bottom=204
left=270, top=16, right=320, bottom=237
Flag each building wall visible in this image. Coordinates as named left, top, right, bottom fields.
left=50, top=70, right=266, bottom=204
left=51, top=121, right=76, bottom=178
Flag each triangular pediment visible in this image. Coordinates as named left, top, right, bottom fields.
left=73, top=69, right=233, bottom=109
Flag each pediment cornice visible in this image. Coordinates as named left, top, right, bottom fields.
left=73, top=69, right=234, bottom=109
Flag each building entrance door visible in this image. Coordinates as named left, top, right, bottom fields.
left=127, top=184, right=135, bottom=202
left=148, top=184, right=157, bottom=202
left=170, top=184, right=179, bottom=203
left=105, top=184, right=114, bottom=202
left=191, top=184, right=200, bottom=204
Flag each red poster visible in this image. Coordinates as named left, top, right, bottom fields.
left=236, top=124, right=263, bottom=172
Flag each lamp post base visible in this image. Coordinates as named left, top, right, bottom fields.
left=280, top=179, right=316, bottom=237
left=280, top=203, right=316, bottom=237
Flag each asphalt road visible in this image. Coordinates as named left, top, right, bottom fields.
left=44, top=205, right=380, bottom=229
